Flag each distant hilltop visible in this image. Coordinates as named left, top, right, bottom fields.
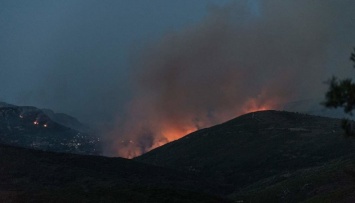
left=0, top=101, right=101, bottom=155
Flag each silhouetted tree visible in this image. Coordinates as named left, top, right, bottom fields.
left=324, top=48, right=355, bottom=135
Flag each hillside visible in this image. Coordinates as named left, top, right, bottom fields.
left=136, top=110, right=355, bottom=201
left=3, top=109, right=355, bottom=202
left=0, top=102, right=100, bottom=155
left=0, top=144, right=230, bottom=202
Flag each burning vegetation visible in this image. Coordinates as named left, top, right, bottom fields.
left=107, top=1, right=337, bottom=158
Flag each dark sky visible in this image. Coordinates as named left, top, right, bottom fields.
left=0, top=0, right=230, bottom=125
left=1, top=0, right=355, bottom=133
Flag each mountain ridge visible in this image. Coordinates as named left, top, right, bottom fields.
left=2, top=107, right=355, bottom=201
left=136, top=110, right=355, bottom=201
left=0, top=101, right=100, bottom=155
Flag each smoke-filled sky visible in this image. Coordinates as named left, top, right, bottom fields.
left=0, top=0, right=230, bottom=124
left=2, top=0, right=355, bottom=157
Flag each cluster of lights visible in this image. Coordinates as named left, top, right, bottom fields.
left=19, top=114, right=48, bottom=127
left=33, top=120, right=48, bottom=127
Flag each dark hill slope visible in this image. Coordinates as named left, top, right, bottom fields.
left=136, top=111, right=355, bottom=196
left=232, top=156, right=355, bottom=202
left=0, top=103, right=100, bottom=155
left=0, top=144, right=229, bottom=202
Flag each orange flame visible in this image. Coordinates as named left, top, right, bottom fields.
left=113, top=96, right=281, bottom=159
left=241, top=98, right=275, bottom=114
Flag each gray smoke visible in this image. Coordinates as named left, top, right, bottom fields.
left=106, top=1, right=355, bottom=157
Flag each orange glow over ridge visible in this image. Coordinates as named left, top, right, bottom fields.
left=160, top=126, right=197, bottom=142
left=156, top=98, right=275, bottom=148
left=241, top=98, right=276, bottom=114
left=148, top=126, right=197, bottom=150
left=116, top=97, right=280, bottom=159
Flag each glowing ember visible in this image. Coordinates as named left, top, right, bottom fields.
left=161, top=127, right=197, bottom=142
left=241, top=98, right=274, bottom=114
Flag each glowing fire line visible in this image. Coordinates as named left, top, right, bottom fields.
left=116, top=98, right=277, bottom=159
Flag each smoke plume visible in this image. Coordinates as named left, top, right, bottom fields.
left=107, top=1, right=355, bottom=158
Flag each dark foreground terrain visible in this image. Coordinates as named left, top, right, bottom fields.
left=137, top=110, right=355, bottom=202
left=2, top=110, right=355, bottom=202
left=0, top=144, right=229, bottom=202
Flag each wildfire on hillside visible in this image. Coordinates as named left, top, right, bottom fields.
left=113, top=97, right=280, bottom=159
left=107, top=1, right=330, bottom=158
